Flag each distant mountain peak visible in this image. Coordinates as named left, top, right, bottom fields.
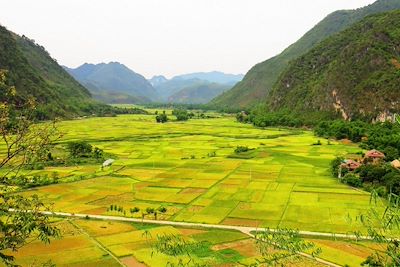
left=65, top=62, right=157, bottom=104
left=149, top=75, right=168, bottom=87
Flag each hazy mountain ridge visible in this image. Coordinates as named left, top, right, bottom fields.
left=167, top=82, right=231, bottom=104
left=210, top=0, right=400, bottom=110
left=267, top=10, right=400, bottom=121
left=151, top=71, right=243, bottom=103
left=65, top=62, right=157, bottom=103
left=171, top=71, right=243, bottom=84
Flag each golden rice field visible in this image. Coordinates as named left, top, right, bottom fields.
left=7, top=218, right=379, bottom=267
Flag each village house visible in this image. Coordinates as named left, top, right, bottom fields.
left=391, top=159, right=400, bottom=169
left=364, top=149, right=385, bottom=164
left=339, top=159, right=362, bottom=178
left=340, top=159, right=362, bottom=171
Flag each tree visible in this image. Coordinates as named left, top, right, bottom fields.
left=156, top=111, right=168, bottom=123
left=158, top=206, right=167, bottom=220
left=172, top=109, right=189, bottom=121
left=384, top=146, right=399, bottom=161
left=330, top=156, right=344, bottom=178
left=67, top=141, right=93, bottom=158
left=342, top=173, right=362, bottom=187
left=130, top=207, right=140, bottom=214
left=0, top=70, right=60, bottom=266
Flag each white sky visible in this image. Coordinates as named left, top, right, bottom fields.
left=0, top=0, right=376, bottom=78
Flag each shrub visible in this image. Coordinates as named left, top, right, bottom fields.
left=158, top=207, right=167, bottom=213
left=330, top=156, right=344, bottom=177
left=67, top=141, right=93, bottom=158
left=235, top=146, right=250, bottom=153
left=342, top=173, right=362, bottom=188
left=172, top=109, right=189, bottom=121
left=156, top=112, right=168, bottom=123
left=312, top=140, right=322, bottom=146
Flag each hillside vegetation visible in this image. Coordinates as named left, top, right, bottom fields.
left=210, top=0, right=400, bottom=110
left=267, top=10, right=400, bottom=121
left=0, top=25, right=105, bottom=118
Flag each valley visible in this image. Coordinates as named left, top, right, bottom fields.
left=17, top=115, right=371, bottom=232
left=1, top=0, right=400, bottom=266
left=4, top=113, right=384, bottom=266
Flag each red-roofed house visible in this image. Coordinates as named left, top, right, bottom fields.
left=364, top=149, right=385, bottom=164
left=340, top=159, right=362, bottom=171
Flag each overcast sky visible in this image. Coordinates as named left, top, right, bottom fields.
left=0, top=0, right=376, bottom=78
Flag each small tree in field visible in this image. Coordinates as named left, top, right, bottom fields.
left=130, top=207, right=140, bottom=215
left=156, top=111, right=168, bottom=123
left=0, top=70, right=60, bottom=266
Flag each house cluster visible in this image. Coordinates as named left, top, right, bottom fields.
left=339, top=149, right=400, bottom=178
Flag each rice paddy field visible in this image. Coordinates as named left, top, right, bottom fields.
left=20, top=114, right=373, bottom=232
left=7, top=218, right=379, bottom=267
left=4, top=113, right=385, bottom=266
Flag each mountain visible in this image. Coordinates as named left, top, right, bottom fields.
left=78, top=80, right=147, bottom=104
left=167, top=82, right=231, bottom=104
left=0, top=24, right=105, bottom=119
left=65, top=62, right=157, bottom=103
left=152, top=71, right=243, bottom=103
left=172, top=71, right=243, bottom=84
left=266, top=10, right=400, bottom=122
left=210, top=0, right=400, bottom=110
left=149, top=75, right=168, bottom=87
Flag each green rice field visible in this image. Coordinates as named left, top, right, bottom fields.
left=7, top=218, right=378, bottom=267
left=18, top=114, right=375, bottom=234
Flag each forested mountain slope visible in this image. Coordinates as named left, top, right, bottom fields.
left=210, top=0, right=400, bottom=110
left=0, top=25, right=103, bottom=118
left=267, top=10, right=400, bottom=121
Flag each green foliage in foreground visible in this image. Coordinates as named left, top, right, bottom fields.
left=0, top=71, right=60, bottom=266
left=0, top=194, right=60, bottom=266
left=151, top=228, right=320, bottom=267
left=357, top=192, right=400, bottom=266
